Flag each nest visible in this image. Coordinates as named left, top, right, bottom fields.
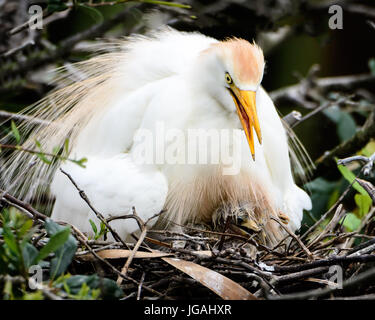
left=75, top=213, right=375, bottom=300
left=2, top=183, right=375, bottom=300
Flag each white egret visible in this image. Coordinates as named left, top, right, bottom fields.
left=1, top=28, right=312, bottom=245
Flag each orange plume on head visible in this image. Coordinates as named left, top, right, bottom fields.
left=216, top=38, right=265, bottom=86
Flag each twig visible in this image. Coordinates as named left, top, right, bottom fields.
left=28, top=277, right=63, bottom=300
left=282, top=111, right=301, bottom=127
left=0, top=4, right=145, bottom=81
left=137, top=272, right=146, bottom=300
left=306, top=204, right=345, bottom=249
left=270, top=217, right=313, bottom=259
left=0, top=188, right=48, bottom=221
left=0, top=110, right=50, bottom=126
left=73, top=227, right=163, bottom=297
left=338, top=152, right=375, bottom=176
left=0, top=143, right=82, bottom=166
left=291, top=95, right=354, bottom=128
left=1, top=39, right=36, bottom=58
left=117, top=227, right=148, bottom=284
left=315, top=109, right=375, bottom=175
left=272, top=254, right=375, bottom=273
left=270, top=73, right=375, bottom=109
left=270, top=265, right=375, bottom=300
left=59, top=169, right=130, bottom=249
left=271, top=266, right=329, bottom=285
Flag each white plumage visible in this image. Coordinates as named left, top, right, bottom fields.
left=1, top=29, right=311, bottom=245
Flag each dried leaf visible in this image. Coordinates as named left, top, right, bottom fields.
left=162, top=257, right=257, bottom=300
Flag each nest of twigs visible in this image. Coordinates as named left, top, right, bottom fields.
left=75, top=209, right=375, bottom=300
left=2, top=184, right=375, bottom=300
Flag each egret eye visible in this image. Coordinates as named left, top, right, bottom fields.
left=225, top=72, right=233, bottom=85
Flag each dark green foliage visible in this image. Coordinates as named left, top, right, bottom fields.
left=0, top=211, right=123, bottom=300
left=47, top=0, right=68, bottom=14
left=55, top=274, right=123, bottom=299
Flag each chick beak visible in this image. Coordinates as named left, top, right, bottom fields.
left=239, top=218, right=261, bottom=233
left=229, top=88, right=262, bottom=160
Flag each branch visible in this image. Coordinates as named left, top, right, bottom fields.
left=0, top=110, right=50, bottom=126
left=314, top=110, right=375, bottom=176
left=0, top=188, right=48, bottom=221
left=291, top=95, right=354, bottom=128
left=282, top=110, right=301, bottom=127
left=270, top=265, right=375, bottom=300
left=0, top=4, right=145, bottom=82
left=272, top=254, right=375, bottom=274
left=0, top=143, right=86, bottom=168
left=338, top=152, right=375, bottom=176
left=270, top=73, right=375, bottom=109
left=59, top=168, right=130, bottom=249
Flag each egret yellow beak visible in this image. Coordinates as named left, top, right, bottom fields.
left=229, top=87, right=262, bottom=160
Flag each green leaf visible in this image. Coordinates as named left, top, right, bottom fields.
left=22, top=291, right=44, bottom=300
left=337, top=162, right=369, bottom=196
left=35, top=227, right=70, bottom=262
left=52, top=146, right=60, bottom=156
left=369, top=58, right=375, bottom=75
left=37, top=153, right=52, bottom=165
left=324, top=106, right=341, bottom=123
left=56, top=274, right=123, bottom=299
left=44, top=219, right=62, bottom=234
left=50, top=236, right=77, bottom=278
left=2, top=225, right=20, bottom=257
left=34, top=140, right=42, bottom=149
left=99, top=222, right=107, bottom=236
left=89, top=219, right=97, bottom=235
left=71, top=157, right=87, bottom=168
left=44, top=219, right=77, bottom=278
left=18, top=219, right=33, bottom=238
left=303, top=177, right=340, bottom=223
left=35, top=140, right=52, bottom=165
left=11, top=121, right=20, bottom=144
left=3, top=279, right=13, bottom=300
left=142, top=0, right=191, bottom=9
left=22, top=243, right=39, bottom=269
left=337, top=112, right=357, bottom=142
left=47, top=0, right=68, bottom=13
left=78, top=4, right=104, bottom=24
left=361, top=141, right=375, bottom=157
left=64, top=139, right=70, bottom=156
left=342, top=213, right=361, bottom=232
left=355, top=193, right=372, bottom=218
left=324, top=107, right=357, bottom=142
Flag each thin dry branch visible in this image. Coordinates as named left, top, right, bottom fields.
left=315, top=109, right=375, bottom=177
left=270, top=73, right=375, bottom=109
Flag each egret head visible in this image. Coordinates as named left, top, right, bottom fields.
left=197, top=38, right=265, bottom=159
